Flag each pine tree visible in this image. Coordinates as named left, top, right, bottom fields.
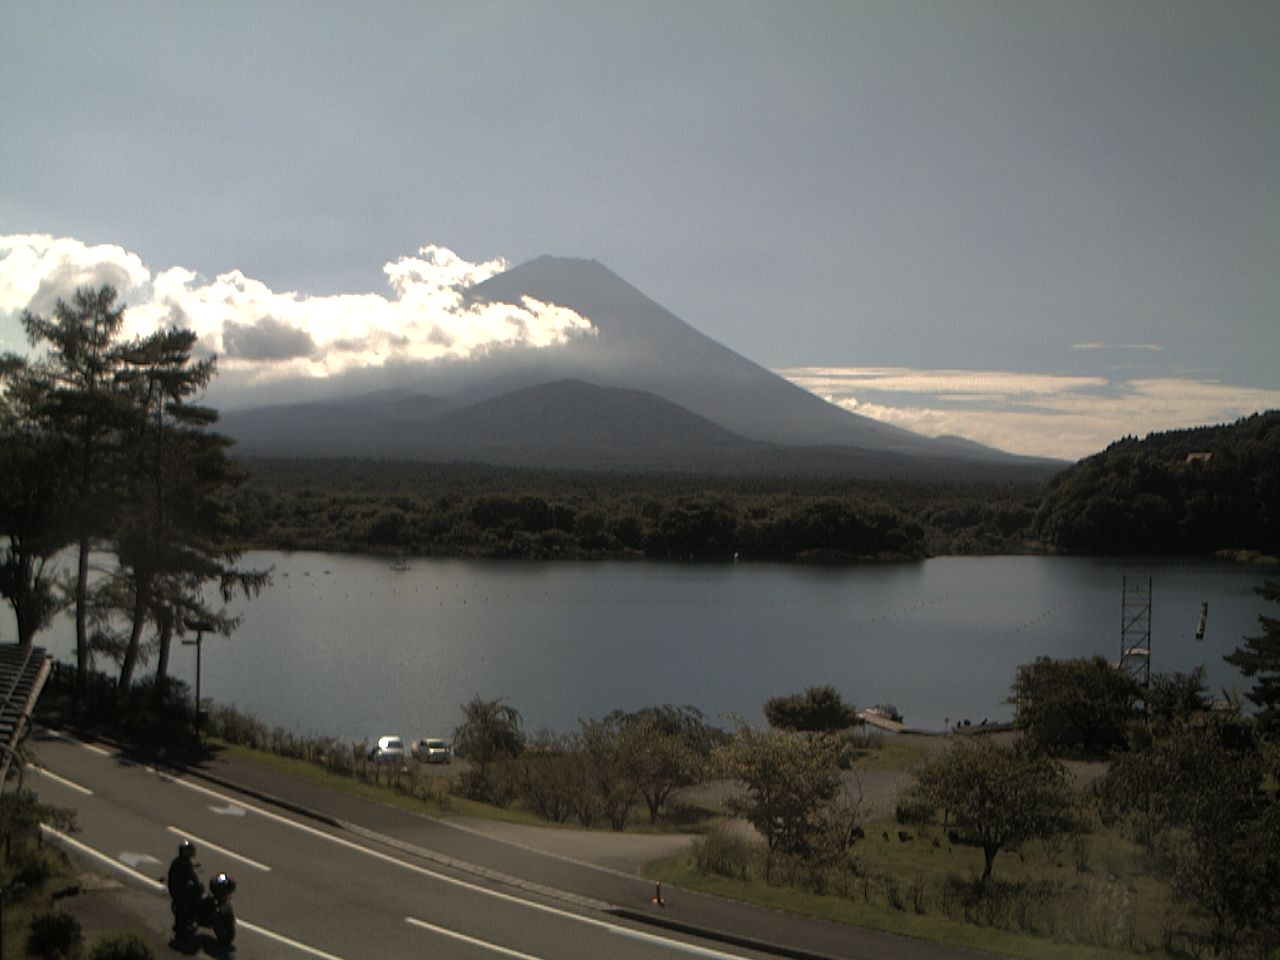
left=0, top=355, right=70, bottom=644
left=1224, top=581, right=1280, bottom=736
left=21, top=287, right=134, bottom=696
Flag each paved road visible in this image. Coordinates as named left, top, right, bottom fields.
left=28, top=729, right=997, bottom=960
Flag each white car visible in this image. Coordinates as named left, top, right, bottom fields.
left=367, top=735, right=407, bottom=763
left=413, top=738, right=452, bottom=764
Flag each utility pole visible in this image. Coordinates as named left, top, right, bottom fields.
left=182, top=617, right=216, bottom=738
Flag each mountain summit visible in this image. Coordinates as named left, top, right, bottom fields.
left=465, top=256, right=932, bottom=453
left=220, top=256, right=1057, bottom=477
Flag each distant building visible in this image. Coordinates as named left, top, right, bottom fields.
left=1185, top=451, right=1213, bottom=465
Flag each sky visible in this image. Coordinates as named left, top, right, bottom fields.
left=1, top=1, right=1277, bottom=460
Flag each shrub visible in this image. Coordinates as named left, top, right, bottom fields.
left=25, top=911, right=82, bottom=959
left=894, top=795, right=934, bottom=826
left=692, top=826, right=758, bottom=880
left=764, top=686, right=856, bottom=732
left=87, top=932, right=156, bottom=960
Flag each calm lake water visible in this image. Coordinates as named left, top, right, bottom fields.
left=20, top=552, right=1275, bottom=741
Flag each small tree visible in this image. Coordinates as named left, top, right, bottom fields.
left=910, top=738, right=1074, bottom=889
left=1011, top=656, right=1142, bottom=757
left=764, top=685, right=857, bottom=732
left=720, top=723, right=842, bottom=873
left=453, top=696, right=524, bottom=803
left=1146, top=667, right=1210, bottom=730
left=612, top=705, right=719, bottom=824
left=579, top=716, right=637, bottom=830
left=1224, top=580, right=1280, bottom=737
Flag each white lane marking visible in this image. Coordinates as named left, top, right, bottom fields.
left=165, top=774, right=758, bottom=959
left=406, top=917, right=547, bottom=959
left=41, top=824, right=351, bottom=960
left=609, top=924, right=767, bottom=959
left=166, top=826, right=272, bottom=872
left=120, top=852, right=162, bottom=870
left=210, top=802, right=247, bottom=816
left=80, top=742, right=112, bottom=757
left=238, top=918, right=352, bottom=960
left=39, top=824, right=164, bottom=893
left=31, top=765, right=94, bottom=795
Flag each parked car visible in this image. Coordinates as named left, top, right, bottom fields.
left=367, top=735, right=406, bottom=763
left=412, top=737, right=452, bottom=764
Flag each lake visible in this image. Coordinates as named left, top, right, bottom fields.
left=18, top=552, right=1275, bottom=742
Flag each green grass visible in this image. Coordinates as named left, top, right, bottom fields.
left=645, top=851, right=1150, bottom=960
left=207, top=739, right=549, bottom=826
left=645, top=807, right=1181, bottom=960
left=847, top=733, right=935, bottom=772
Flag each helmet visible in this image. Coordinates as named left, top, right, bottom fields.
left=179, top=841, right=196, bottom=858
left=210, top=872, right=236, bottom=896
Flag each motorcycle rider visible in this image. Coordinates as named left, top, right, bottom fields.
left=166, top=840, right=201, bottom=939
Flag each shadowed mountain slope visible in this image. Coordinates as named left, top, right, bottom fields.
left=464, top=256, right=948, bottom=455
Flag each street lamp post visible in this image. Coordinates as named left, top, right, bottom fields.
left=182, top=617, right=216, bottom=738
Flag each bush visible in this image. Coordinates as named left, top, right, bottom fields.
left=764, top=686, right=856, bottom=732
left=692, top=826, right=758, bottom=880
left=894, top=795, right=934, bottom=826
left=87, top=932, right=156, bottom=960
left=25, top=911, right=82, bottom=959
left=1011, top=656, right=1141, bottom=757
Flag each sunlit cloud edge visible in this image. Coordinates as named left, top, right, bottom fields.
left=778, top=366, right=1280, bottom=461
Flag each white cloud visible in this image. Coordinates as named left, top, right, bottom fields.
left=1071, top=342, right=1163, bottom=352
left=779, top=366, right=1280, bottom=460
left=0, top=234, right=151, bottom=321
left=0, top=235, right=595, bottom=384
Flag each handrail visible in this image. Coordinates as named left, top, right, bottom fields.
left=0, top=646, right=51, bottom=791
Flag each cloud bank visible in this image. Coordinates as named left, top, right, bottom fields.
left=780, top=367, right=1280, bottom=460
left=0, top=235, right=595, bottom=389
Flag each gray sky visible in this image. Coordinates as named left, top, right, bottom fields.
left=2, top=1, right=1277, bottom=458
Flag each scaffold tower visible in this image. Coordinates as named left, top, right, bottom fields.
left=1120, top=575, right=1152, bottom=694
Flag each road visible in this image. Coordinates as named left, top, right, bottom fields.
left=27, top=729, right=995, bottom=960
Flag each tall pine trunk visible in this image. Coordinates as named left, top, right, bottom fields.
left=75, top=531, right=90, bottom=701
left=155, top=607, right=174, bottom=681
left=117, top=573, right=152, bottom=692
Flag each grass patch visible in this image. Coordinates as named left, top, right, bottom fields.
left=206, top=739, right=548, bottom=826
left=848, top=733, right=935, bottom=772
left=645, top=804, right=1180, bottom=960
left=645, top=850, right=1149, bottom=960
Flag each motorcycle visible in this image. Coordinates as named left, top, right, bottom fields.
left=189, top=872, right=237, bottom=947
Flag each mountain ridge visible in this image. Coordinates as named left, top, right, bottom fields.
left=218, top=256, right=1065, bottom=478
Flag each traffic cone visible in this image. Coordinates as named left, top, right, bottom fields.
left=651, top=881, right=665, bottom=907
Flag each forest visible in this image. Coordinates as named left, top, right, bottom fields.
left=1032, top=411, right=1280, bottom=556
left=227, top=457, right=1043, bottom=562
left=227, top=409, right=1279, bottom=563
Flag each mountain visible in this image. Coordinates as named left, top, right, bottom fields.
left=219, top=256, right=1061, bottom=477
left=461, top=256, right=941, bottom=454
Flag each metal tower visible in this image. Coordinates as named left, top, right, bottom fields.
left=1120, top=575, right=1152, bottom=693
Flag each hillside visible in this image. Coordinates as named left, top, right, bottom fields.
left=1031, top=411, right=1280, bottom=555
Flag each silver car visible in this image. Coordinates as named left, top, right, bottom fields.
left=413, top=738, right=452, bottom=764
left=367, top=735, right=407, bottom=763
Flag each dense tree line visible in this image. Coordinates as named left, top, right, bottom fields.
left=228, top=457, right=1048, bottom=562
left=0, top=286, right=265, bottom=692
left=1032, top=411, right=1280, bottom=556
